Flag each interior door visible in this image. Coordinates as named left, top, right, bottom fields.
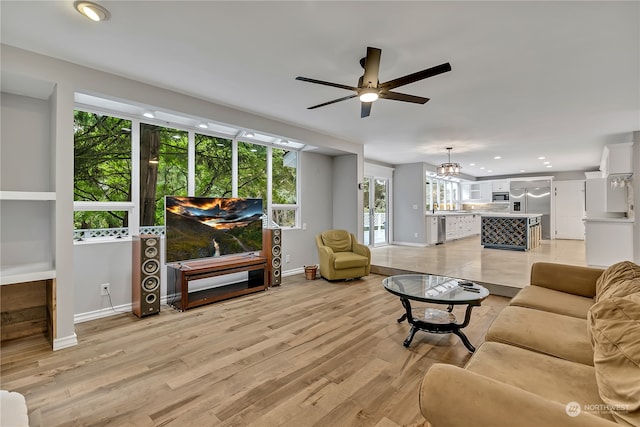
left=555, top=180, right=586, bottom=240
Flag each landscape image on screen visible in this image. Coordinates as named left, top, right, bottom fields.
left=165, top=196, right=263, bottom=263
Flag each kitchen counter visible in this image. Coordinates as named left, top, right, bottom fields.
left=480, top=212, right=543, bottom=219
left=425, top=211, right=479, bottom=216
left=481, top=214, right=542, bottom=251
left=583, top=217, right=633, bottom=223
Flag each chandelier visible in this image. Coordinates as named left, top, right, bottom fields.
left=437, top=147, right=461, bottom=176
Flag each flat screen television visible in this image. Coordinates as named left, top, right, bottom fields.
left=165, top=196, right=263, bottom=264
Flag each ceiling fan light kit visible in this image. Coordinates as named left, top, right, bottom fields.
left=438, top=147, right=461, bottom=177
left=296, top=46, right=451, bottom=118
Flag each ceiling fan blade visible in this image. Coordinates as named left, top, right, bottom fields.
left=379, top=62, right=452, bottom=90
left=307, top=94, right=357, bottom=110
left=361, top=47, right=381, bottom=88
left=295, top=76, right=358, bottom=92
left=379, top=91, right=430, bottom=104
left=361, top=102, right=372, bottom=118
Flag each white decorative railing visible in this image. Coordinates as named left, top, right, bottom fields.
left=73, top=226, right=165, bottom=240
left=364, top=213, right=386, bottom=229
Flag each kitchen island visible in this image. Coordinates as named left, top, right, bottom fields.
left=481, top=213, right=542, bottom=251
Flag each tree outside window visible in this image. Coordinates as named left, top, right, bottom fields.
left=195, top=134, right=232, bottom=197
left=140, top=123, right=188, bottom=226
left=237, top=141, right=267, bottom=204
left=73, top=110, right=131, bottom=229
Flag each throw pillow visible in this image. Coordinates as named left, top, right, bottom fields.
left=595, top=261, right=640, bottom=303
left=588, top=293, right=640, bottom=425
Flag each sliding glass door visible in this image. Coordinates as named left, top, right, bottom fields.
left=363, top=177, right=389, bottom=246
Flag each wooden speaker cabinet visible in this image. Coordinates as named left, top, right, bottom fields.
left=132, top=234, right=161, bottom=318
left=262, top=228, right=282, bottom=286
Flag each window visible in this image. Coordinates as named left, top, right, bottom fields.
left=271, top=148, right=298, bottom=227
left=237, top=141, right=267, bottom=202
left=73, top=111, right=133, bottom=238
left=426, top=176, right=459, bottom=211
left=139, top=123, right=188, bottom=227
left=73, top=106, right=303, bottom=239
left=195, top=134, right=232, bottom=197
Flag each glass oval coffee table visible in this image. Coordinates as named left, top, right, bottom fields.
left=382, top=274, right=490, bottom=352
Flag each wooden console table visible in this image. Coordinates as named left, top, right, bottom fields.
left=167, top=255, right=267, bottom=311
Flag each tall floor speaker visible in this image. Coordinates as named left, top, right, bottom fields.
left=263, top=228, right=282, bottom=287
left=132, top=234, right=161, bottom=318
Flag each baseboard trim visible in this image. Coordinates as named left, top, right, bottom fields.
left=74, top=295, right=170, bottom=324
left=390, top=241, right=429, bottom=248
left=282, top=267, right=304, bottom=277
left=53, top=333, right=78, bottom=351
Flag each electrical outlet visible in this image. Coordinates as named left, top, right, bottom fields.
left=100, top=283, right=110, bottom=296
left=285, top=254, right=291, bottom=263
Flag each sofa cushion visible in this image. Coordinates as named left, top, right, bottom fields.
left=595, top=260, right=640, bottom=303
left=333, top=252, right=368, bottom=269
left=486, top=305, right=593, bottom=366
left=0, top=390, right=29, bottom=427
left=465, top=342, right=612, bottom=421
left=321, top=230, right=352, bottom=252
left=588, top=293, right=640, bottom=426
left=510, top=285, right=594, bottom=319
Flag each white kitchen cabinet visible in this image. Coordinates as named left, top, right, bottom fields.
left=585, top=219, right=633, bottom=267
left=492, top=180, right=510, bottom=192
left=444, top=214, right=482, bottom=241
left=426, top=216, right=439, bottom=245
left=462, top=182, right=492, bottom=203
left=600, top=142, right=633, bottom=176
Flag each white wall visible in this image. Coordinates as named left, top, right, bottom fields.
left=1, top=45, right=364, bottom=338
left=392, top=163, right=427, bottom=245
left=332, top=154, right=360, bottom=237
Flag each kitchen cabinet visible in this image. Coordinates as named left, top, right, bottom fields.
left=600, top=142, right=633, bottom=176
left=492, top=180, right=510, bottom=192
left=442, top=213, right=481, bottom=241
left=461, top=182, right=492, bottom=203
left=584, top=219, right=633, bottom=267
left=426, top=216, right=439, bottom=245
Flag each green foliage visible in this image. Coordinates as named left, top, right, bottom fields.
left=195, top=134, right=232, bottom=197
left=74, top=110, right=299, bottom=231
left=74, top=111, right=132, bottom=203
left=237, top=141, right=267, bottom=203
left=272, top=148, right=297, bottom=204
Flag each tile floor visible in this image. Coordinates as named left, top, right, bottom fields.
left=370, top=236, right=587, bottom=290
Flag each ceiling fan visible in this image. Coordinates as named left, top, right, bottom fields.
left=296, top=46, right=451, bottom=118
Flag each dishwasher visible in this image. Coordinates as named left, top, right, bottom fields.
left=437, top=216, right=446, bottom=244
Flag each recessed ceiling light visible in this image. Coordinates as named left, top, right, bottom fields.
left=520, top=170, right=525, bottom=173
left=74, top=1, right=110, bottom=22
left=538, top=156, right=546, bottom=160
left=480, top=167, right=485, bottom=170
left=143, top=110, right=155, bottom=119
left=546, top=165, right=553, bottom=168
left=245, top=132, right=254, bottom=138
left=488, top=170, right=493, bottom=172
left=469, top=163, right=476, bottom=166
left=197, top=122, right=208, bottom=129
left=172, top=135, right=181, bottom=140
left=494, top=156, right=501, bottom=160
left=250, top=149, right=258, bottom=152
left=543, top=161, right=550, bottom=165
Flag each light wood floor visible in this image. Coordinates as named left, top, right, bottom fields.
left=1, top=274, right=509, bottom=427
left=371, top=236, right=587, bottom=289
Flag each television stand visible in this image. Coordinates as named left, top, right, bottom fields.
left=167, top=255, right=268, bottom=311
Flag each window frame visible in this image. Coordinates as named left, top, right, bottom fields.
left=73, top=104, right=303, bottom=241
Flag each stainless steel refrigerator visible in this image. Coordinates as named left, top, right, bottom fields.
left=510, top=179, right=552, bottom=239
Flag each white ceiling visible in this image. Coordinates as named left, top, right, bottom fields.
left=1, top=1, right=638, bottom=178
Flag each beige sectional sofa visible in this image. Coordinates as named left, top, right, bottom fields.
left=419, top=261, right=640, bottom=427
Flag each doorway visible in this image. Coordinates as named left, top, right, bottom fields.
left=555, top=180, right=586, bottom=240
left=363, top=177, right=389, bottom=246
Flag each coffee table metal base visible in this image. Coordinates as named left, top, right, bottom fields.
left=397, top=297, right=479, bottom=352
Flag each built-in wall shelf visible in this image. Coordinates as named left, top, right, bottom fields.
left=1, top=262, right=56, bottom=286
left=0, top=191, right=56, bottom=201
